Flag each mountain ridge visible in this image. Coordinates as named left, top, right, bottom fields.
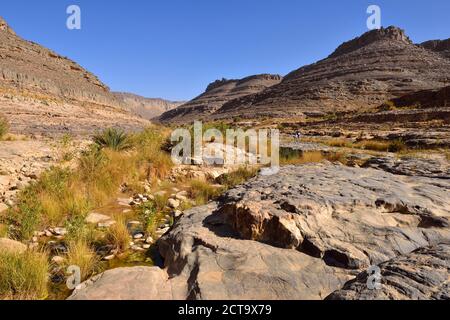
left=159, top=26, right=450, bottom=123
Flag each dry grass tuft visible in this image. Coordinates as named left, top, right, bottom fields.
left=105, top=217, right=130, bottom=253
left=0, top=114, right=10, bottom=140
left=0, top=250, right=49, bottom=300
left=65, top=240, right=100, bottom=282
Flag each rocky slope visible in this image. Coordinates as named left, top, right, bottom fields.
left=420, top=39, right=450, bottom=59
left=0, top=17, right=150, bottom=135
left=157, top=26, right=450, bottom=124
left=213, top=27, right=450, bottom=120
left=0, top=17, right=116, bottom=106
left=69, top=162, right=450, bottom=300
left=113, top=92, right=184, bottom=120
left=156, top=74, right=282, bottom=124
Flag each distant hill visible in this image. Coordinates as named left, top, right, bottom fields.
left=420, top=39, right=450, bottom=59
left=213, top=27, right=450, bottom=120
left=158, top=26, right=450, bottom=124
left=156, top=74, right=282, bottom=124
left=113, top=92, right=184, bottom=120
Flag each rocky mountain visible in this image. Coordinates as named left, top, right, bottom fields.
left=113, top=92, right=184, bottom=120
left=156, top=74, right=282, bottom=124
left=420, top=39, right=450, bottom=59
left=214, top=27, right=450, bottom=120
left=157, top=26, right=450, bottom=124
left=0, top=17, right=150, bottom=136
left=0, top=17, right=118, bottom=106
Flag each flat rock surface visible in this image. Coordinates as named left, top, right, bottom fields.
left=327, top=243, right=450, bottom=300
left=69, top=163, right=450, bottom=300
left=363, top=156, right=450, bottom=179
left=68, top=267, right=175, bottom=300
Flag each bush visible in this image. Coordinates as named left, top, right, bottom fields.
left=138, top=201, right=159, bottom=234
left=0, top=250, right=49, bottom=300
left=189, top=180, right=222, bottom=205
left=0, top=114, right=10, bottom=139
left=388, top=140, right=407, bottom=153
left=216, top=166, right=258, bottom=188
left=93, top=128, right=132, bottom=151
left=106, top=217, right=130, bottom=252
left=65, top=240, right=99, bottom=282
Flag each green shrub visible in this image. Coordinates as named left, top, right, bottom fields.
left=388, top=140, right=407, bottom=153
left=93, top=128, right=132, bottom=151
left=138, top=201, right=158, bottom=233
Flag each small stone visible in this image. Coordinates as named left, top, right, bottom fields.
left=86, top=212, right=111, bottom=225
left=0, top=238, right=27, bottom=254
left=53, top=227, right=67, bottom=236
left=103, top=255, right=115, bottom=261
left=51, top=256, right=65, bottom=265
left=133, top=233, right=144, bottom=240
left=175, top=194, right=188, bottom=202
left=32, top=236, right=38, bottom=243
left=145, top=237, right=154, bottom=244
left=45, top=230, right=53, bottom=237
left=173, top=210, right=183, bottom=218
left=168, top=198, right=180, bottom=209
left=142, top=244, right=151, bottom=249
left=155, top=227, right=170, bottom=236
left=131, top=245, right=145, bottom=252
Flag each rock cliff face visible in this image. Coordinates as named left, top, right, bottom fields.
left=157, top=74, right=282, bottom=124
left=0, top=17, right=152, bottom=135
left=68, top=163, right=450, bottom=300
left=113, top=92, right=184, bottom=119
left=0, top=17, right=117, bottom=106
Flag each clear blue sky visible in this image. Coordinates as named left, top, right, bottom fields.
left=1, top=0, right=449, bottom=100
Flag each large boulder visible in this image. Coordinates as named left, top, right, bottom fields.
left=68, top=164, right=450, bottom=300
left=215, top=164, right=450, bottom=269
left=0, top=238, right=27, bottom=254
left=68, top=267, right=175, bottom=300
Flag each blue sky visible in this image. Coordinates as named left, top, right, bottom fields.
left=1, top=0, right=449, bottom=100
